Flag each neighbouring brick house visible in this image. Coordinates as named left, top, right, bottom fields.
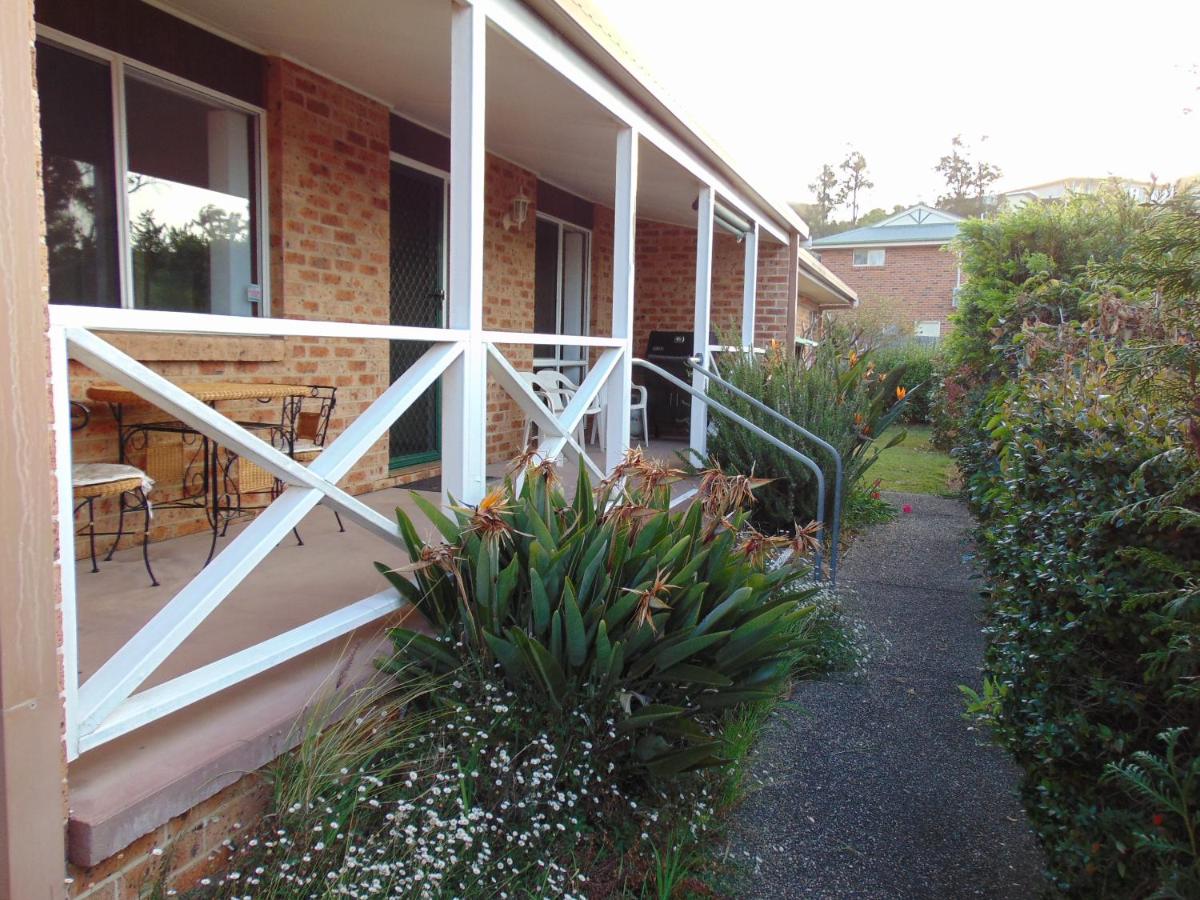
left=811, top=204, right=962, bottom=341
left=0, top=0, right=856, bottom=895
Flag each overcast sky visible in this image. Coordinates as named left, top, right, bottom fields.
left=592, top=0, right=1200, bottom=212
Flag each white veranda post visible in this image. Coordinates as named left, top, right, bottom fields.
left=605, top=126, right=638, bottom=473
left=690, top=185, right=715, bottom=455
left=442, top=0, right=489, bottom=507
left=741, top=221, right=758, bottom=349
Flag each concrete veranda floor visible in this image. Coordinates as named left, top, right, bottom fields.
left=729, top=491, right=1044, bottom=899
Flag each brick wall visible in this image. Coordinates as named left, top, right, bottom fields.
left=483, top=155, right=538, bottom=462
left=67, top=775, right=269, bottom=899
left=633, top=222, right=793, bottom=354
left=816, top=243, right=958, bottom=333
left=754, top=241, right=792, bottom=347
left=589, top=205, right=614, bottom=341
left=267, top=57, right=392, bottom=491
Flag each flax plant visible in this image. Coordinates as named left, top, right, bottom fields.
left=378, top=451, right=822, bottom=777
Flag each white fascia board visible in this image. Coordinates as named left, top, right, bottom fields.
left=797, top=267, right=855, bottom=309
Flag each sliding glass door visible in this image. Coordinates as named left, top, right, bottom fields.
left=534, top=216, right=591, bottom=383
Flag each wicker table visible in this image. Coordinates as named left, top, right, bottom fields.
left=86, top=380, right=304, bottom=406
left=86, top=381, right=312, bottom=566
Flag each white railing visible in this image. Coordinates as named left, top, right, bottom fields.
left=50, top=304, right=625, bottom=759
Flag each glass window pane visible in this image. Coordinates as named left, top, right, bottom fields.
left=559, top=229, right=588, bottom=374
left=534, top=218, right=560, bottom=336
left=125, top=72, right=258, bottom=315
left=36, top=42, right=120, bottom=307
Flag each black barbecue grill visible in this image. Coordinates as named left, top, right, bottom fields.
left=642, top=330, right=694, bottom=440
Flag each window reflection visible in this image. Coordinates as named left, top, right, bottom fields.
left=36, top=43, right=120, bottom=307
left=125, top=73, right=257, bottom=315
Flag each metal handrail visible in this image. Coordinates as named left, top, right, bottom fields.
left=632, top=357, right=827, bottom=579
left=685, top=357, right=843, bottom=584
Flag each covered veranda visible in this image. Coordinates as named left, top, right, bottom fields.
left=40, top=0, right=827, bottom=874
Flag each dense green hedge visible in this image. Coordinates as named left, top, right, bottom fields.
left=967, top=357, right=1199, bottom=895
left=871, top=343, right=936, bottom=424
left=958, top=193, right=1200, bottom=896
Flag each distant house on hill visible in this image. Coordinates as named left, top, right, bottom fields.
left=810, top=205, right=963, bottom=341
left=999, top=176, right=1159, bottom=208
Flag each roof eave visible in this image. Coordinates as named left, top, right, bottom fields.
left=525, top=0, right=810, bottom=242
left=797, top=248, right=857, bottom=308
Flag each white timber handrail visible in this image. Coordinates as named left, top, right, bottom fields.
left=50, top=305, right=629, bottom=758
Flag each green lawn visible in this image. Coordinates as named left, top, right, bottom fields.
left=869, top=425, right=958, bottom=495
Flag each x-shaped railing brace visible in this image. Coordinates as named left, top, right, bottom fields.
left=485, top=344, right=621, bottom=484
left=67, top=328, right=464, bottom=736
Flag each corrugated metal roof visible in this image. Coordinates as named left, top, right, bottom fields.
left=811, top=221, right=961, bottom=247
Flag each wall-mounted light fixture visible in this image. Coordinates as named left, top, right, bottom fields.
left=503, top=188, right=531, bottom=230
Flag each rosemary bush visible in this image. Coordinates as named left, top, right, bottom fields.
left=707, top=332, right=912, bottom=533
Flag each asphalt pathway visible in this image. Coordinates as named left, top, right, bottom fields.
left=729, top=492, right=1044, bottom=899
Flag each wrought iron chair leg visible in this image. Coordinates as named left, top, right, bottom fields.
left=204, top=522, right=220, bottom=568
left=137, top=488, right=159, bottom=587
left=334, top=510, right=345, bottom=533
left=292, top=526, right=304, bottom=546
left=86, top=497, right=99, bottom=574
left=105, top=493, right=128, bottom=561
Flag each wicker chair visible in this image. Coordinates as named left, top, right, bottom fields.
left=226, top=386, right=340, bottom=542
left=70, top=403, right=158, bottom=586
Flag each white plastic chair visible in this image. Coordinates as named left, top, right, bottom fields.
left=520, top=370, right=647, bottom=450
left=520, top=372, right=542, bottom=449
left=533, top=369, right=601, bottom=448
left=630, top=383, right=649, bottom=445
left=518, top=372, right=576, bottom=454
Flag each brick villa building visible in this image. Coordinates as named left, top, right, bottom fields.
left=0, top=0, right=859, bottom=894
left=811, top=205, right=962, bottom=341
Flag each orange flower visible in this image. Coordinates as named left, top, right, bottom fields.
left=848, top=351, right=859, bottom=366
left=624, top=569, right=676, bottom=632
left=467, top=487, right=519, bottom=544
left=895, top=386, right=907, bottom=401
